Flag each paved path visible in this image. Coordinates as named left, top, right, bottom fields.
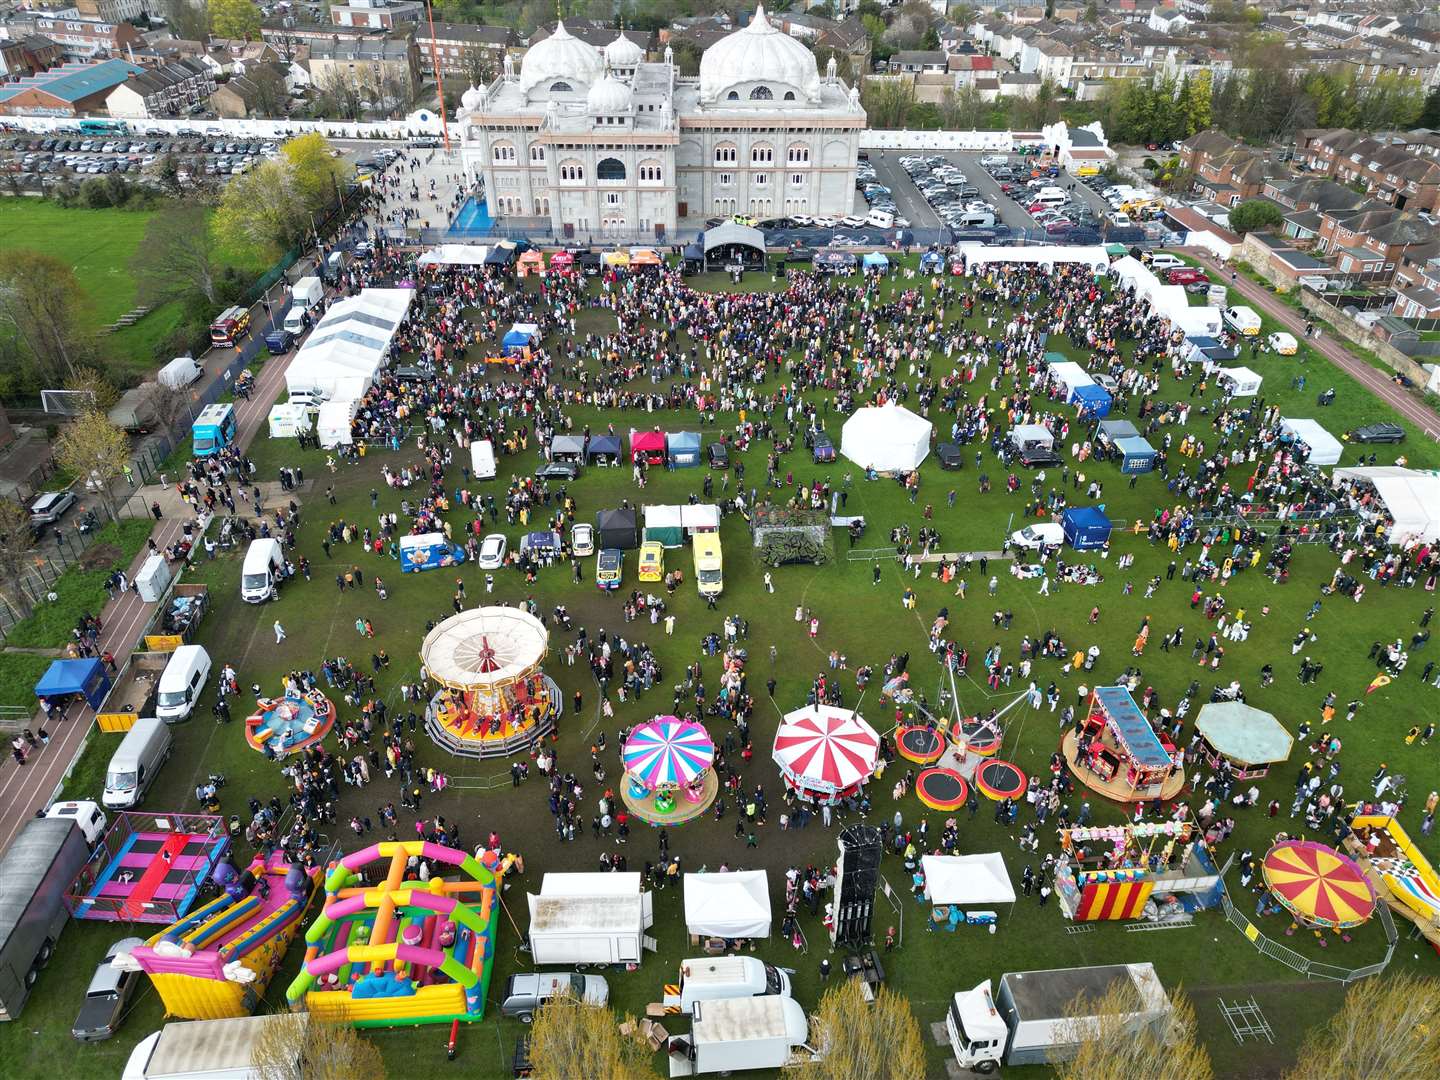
left=0, top=344, right=299, bottom=854
left=1185, top=249, right=1440, bottom=439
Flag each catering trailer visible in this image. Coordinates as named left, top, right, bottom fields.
left=667, top=995, right=814, bottom=1076
left=526, top=872, right=654, bottom=966
left=945, top=963, right=1171, bottom=1072
left=122, top=1015, right=303, bottom=1080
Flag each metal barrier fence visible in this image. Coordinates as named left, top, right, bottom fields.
left=1218, top=879, right=1396, bottom=984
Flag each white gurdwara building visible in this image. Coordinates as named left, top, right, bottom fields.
left=457, top=7, right=865, bottom=238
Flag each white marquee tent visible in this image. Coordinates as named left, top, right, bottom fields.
left=285, top=287, right=413, bottom=404
left=1048, top=360, right=1095, bottom=400
left=1335, top=466, right=1440, bottom=544
left=417, top=244, right=490, bottom=266
left=921, top=854, right=1017, bottom=906
left=267, top=403, right=312, bottom=438
left=1217, top=366, right=1262, bottom=397
left=962, top=244, right=1110, bottom=272
left=684, top=871, right=772, bottom=939
left=840, top=404, right=933, bottom=472
left=1281, top=417, right=1343, bottom=466
left=316, top=399, right=357, bottom=448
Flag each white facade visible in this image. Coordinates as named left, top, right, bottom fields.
left=458, top=7, right=864, bottom=237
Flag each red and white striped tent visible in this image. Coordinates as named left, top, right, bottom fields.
left=772, top=705, right=880, bottom=804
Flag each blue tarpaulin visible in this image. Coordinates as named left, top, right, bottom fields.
left=1071, top=383, right=1112, bottom=419
left=1062, top=506, right=1112, bottom=550
left=35, top=657, right=111, bottom=709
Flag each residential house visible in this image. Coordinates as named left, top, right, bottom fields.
left=1239, top=231, right=1342, bottom=289
left=1000, top=71, right=1040, bottom=99
left=308, top=32, right=421, bottom=104
left=885, top=50, right=947, bottom=74
left=774, top=12, right=836, bottom=42
left=1391, top=256, right=1440, bottom=319
left=72, top=0, right=141, bottom=21
left=412, top=22, right=516, bottom=81
left=1315, top=204, right=1440, bottom=283
left=816, top=19, right=871, bottom=77
left=0, top=34, right=64, bottom=76
left=104, top=57, right=214, bottom=118
left=33, top=15, right=144, bottom=57
left=0, top=56, right=144, bottom=115
left=329, top=0, right=424, bottom=31
left=209, top=62, right=289, bottom=118
left=1297, top=128, right=1440, bottom=213
left=948, top=54, right=998, bottom=86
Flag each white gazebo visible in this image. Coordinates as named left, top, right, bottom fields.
left=840, top=404, right=932, bottom=472
left=684, top=871, right=772, bottom=939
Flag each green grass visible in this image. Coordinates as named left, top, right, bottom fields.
left=2, top=259, right=1438, bottom=1079
left=0, top=200, right=268, bottom=379
left=0, top=651, right=58, bottom=710
left=2, top=519, right=153, bottom=648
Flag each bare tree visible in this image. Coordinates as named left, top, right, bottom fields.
left=0, top=250, right=93, bottom=384
left=0, top=499, right=39, bottom=620
left=1051, top=979, right=1212, bottom=1080
left=250, top=1012, right=387, bottom=1080
left=1286, top=973, right=1440, bottom=1080
left=63, top=367, right=119, bottom=412
left=140, top=381, right=197, bottom=435
left=131, top=203, right=222, bottom=306
left=528, top=992, right=655, bottom=1080
left=53, top=410, right=130, bottom=524
left=795, top=978, right=926, bottom=1080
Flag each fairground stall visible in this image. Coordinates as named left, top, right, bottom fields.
left=1193, top=701, right=1293, bottom=780
left=1053, top=822, right=1223, bottom=922
left=1063, top=686, right=1185, bottom=802
left=771, top=706, right=880, bottom=805
left=421, top=607, right=560, bottom=759
left=621, top=716, right=718, bottom=825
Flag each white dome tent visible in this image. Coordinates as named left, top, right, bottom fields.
left=840, top=404, right=933, bottom=473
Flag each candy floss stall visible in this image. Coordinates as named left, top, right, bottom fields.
left=1063, top=686, right=1185, bottom=802
left=1053, top=822, right=1224, bottom=922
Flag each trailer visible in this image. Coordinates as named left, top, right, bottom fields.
left=122, top=1015, right=304, bottom=1080
left=95, top=650, right=172, bottom=732
left=945, top=963, right=1171, bottom=1072
left=148, top=582, right=209, bottom=647
left=108, top=385, right=160, bottom=433
left=526, top=872, right=655, bottom=966
left=666, top=994, right=814, bottom=1076
left=0, top=815, right=96, bottom=1020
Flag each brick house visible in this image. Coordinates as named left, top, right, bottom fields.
left=1315, top=205, right=1440, bottom=283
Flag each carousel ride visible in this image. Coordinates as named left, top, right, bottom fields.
left=1262, top=839, right=1377, bottom=934
left=1062, top=685, right=1186, bottom=803
left=771, top=705, right=880, bottom=806
left=245, top=688, right=336, bottom=758
left=420, top=607, right=560, bottom=759
left=620, top=716, right=718, bottom=825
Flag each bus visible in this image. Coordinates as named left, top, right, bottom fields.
left=192, top=403, right=237, bottom=458
left=692, top=533, right=723, bottom=598
left=78, top=119, right=128, bottom=135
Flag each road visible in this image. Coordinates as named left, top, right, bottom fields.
left=1186, top=248, right=1440, bottom=437
left=0, top=312, right=305, bottom=855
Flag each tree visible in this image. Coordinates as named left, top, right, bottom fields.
left=1286, top=974, right=1440, bottom=1080
left=1421, top=85, right=1440, bottom=129
left=313, top=68, right=367, bottom=121
left=215, top=159, right=309, bottom=257
left=795, top=978, right=926, bottom=1080
left=1052, top=981, right=1212, bottom=1080
left=131, top=204, right=223, bottom=306
left=0, top=250, right=92, bottom=384
left=282, top=132, right=352, bottom=214
left=140, top=381, right=198, bottom=434
left=0, top=499, right=39, bottom=620
left=861, top=78, right=917, bottom=129
left=64, top=367, right=118, bottom=412
left=1228, top=198, right=1284, bottom=234
left=246, top=65, right=290, bottom=119
left=53, top=410, right=129, bottom=524
left=528, top=992, right=655, bottom=1080
left=210, top=0, right=261, bottom=40
left=938, top=84, right=990, bottom=131
left=250, top=1012, right=386, bottom=1080
left=165, top=0, right=209, bottom=40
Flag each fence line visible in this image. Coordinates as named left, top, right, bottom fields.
left=1217, top=880, right=1396, bottom=984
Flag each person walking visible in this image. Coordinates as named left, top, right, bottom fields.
left=273, top=620, right=287, bottom=644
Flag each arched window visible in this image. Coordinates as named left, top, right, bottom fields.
left=784, top=91, right=795, bottom=101
left=714, top=144, right=737, bottom=165
left=751, top=144, right=773, bottom=165
left=749, top=85, right=773, bottom=100
left=727, top=91, right=739, bottom=101
left=492, top=142, right=516, bottom=163
left=638, top=160, right=662, bottom=183
left=530, top=145, right=546, bottom=164
left=787, top=144, right=810, bottom=165
left=559, top=160, right=584, bottom=182
left=550, top=81, right=573, bottom=93
left=597, top=157, right=626, bottom=181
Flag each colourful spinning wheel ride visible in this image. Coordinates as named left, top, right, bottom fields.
left=622, top=717, right=715, bottom=792
left=1262, top=840, right=1377, bottom=929
left=772, top=705, right=881, bottom=805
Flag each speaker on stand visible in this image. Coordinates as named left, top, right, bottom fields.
left=831, top=824, right=882, bottom=947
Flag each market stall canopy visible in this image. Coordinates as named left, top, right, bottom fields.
left=1072, top=382, right=1111, bottom=418
left=419, top=606, right=549, bottom=690
left=550, top=251, right=575, bottom=269
left=595, top=507, right=639, bottom=549
left=813, top=250, right=856, bottom=271
left=962, top=244, right=1110, bottom=271
left=862, top=251, right=889, bottom=269
left=34, top=657, right=110, bottom=709
left=1194, top=701, right=1293, bottom=767
left=629, top=247, right=662, bottom=267
left=1334, top=466, right=1440, bottom=544
left=643, top=505, right=684, bottom=546
left=1115, top=435, right=1157, bottom=473
left=840, top=404, right=933, bottom=472
left=1097, top=419, right=1139, bottom=441
left=285, top=288, right=413, bottom=403
left=417, top=244, right=489, bottom=266
left=684, top=871, right=771, bottom=938
left=268, top=403, right=312, bottom=438
left=680, top=504, right=720, bottom=532
left=550, top=434, right=586, bottom=459
left=629, top=430, right=666, bottom=460
left=1280, top=417, right=1343, bottom=466
left=667, top=431, right=702, bottom=466
left=586, top=434, right=622, bottom=461
left=316, top=398, right=358, bottom=448
left=485, top=241, right=518, bottom=266
left=921, top=854, right=1016, bottom=906
left=1217, top=366, right=1262, bottom=397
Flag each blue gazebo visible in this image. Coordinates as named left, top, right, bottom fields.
left=862, top=251, right=890, bottom=272
left=35, top=657, right=111, bottom=709
left=666, top=431, right=702, bottom=468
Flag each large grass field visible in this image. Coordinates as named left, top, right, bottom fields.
left=0, top=200, right=267, bottom=381
left=2, top=256, right=1437, bottom=1080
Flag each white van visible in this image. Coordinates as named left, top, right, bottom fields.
left=155, top=645, right=211, bottom=722
left=866, top=209, right=895, bottom=229
left=1034, top=187, right=1068, bottom=208
left=157, top=357, right=203, bottom=390
left=470, top=438, right=496, bottom=480
left=241, top=538, right=284, bottom=603
left=955, top=210, right=996, bottom=228
left=1223, top=305, right=1262, bottom=335
left=1147, top=253, right=1185, bottom=271
left=103, top=718, right=171, bottom=809
left=675, top=956, right=792, bottom=1012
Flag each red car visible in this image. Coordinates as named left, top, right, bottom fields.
left=1167, top=267, right=1208, bottom=286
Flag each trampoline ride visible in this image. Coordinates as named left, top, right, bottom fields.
left=772, top=705, right=880, bottom=805
left=896, top=725, right=945, bottom=765
left=421, top=607, right=560, bottom=759
left=620, top=716, right=718, bottom=825
left=245, top=689, right=336, bottom=758
left=975, top=759, right=1027, bottom=801
left=917, top=768, right=968, bottom=811
left=1262, top=840, right=1377, bottom=930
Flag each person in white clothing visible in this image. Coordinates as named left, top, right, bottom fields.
left=274, top=621, right=286, bottom=643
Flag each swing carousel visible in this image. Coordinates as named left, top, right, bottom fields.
left=620, top=716, right=718, bottom=825
left=420, top=607, right=560, bottom=760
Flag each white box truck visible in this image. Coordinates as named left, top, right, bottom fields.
left=526, top=873, right=654, bottom=965
left=282, top=275, right=324, bottom=335
left=945, top=963, right=1171, bottom=1072
left=666, top=956, right=793, bottom=1012
left=123, top=1015, right=304, bottom=1080
left=470, top=438, right=496, bottom=480
left=667, top=995, right=814, bottom=1077
left=157, top=357, right=203, bottom=390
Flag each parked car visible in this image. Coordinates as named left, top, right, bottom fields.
left=707, top=441, right=730, bottom=469
left=571, top=523, right=594, bottom=557
left=28, top=490, right=76, bottom=526
left=1347, top=422, right=1405, bottom=444
left=535, top=461, right=579, bottom=481
left=638, top=540, right=664, bottom=582
left=71, top=938, right=144, bottom=1041
left=501, top=973, right=609, bottom=1023
left=812, top=432, right=836, bottom=463
left=477, top=533, right=508, bottom=570
left=596, top=549, right=622, bottom=591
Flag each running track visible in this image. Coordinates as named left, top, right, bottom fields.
left=0, top=327, right=300, bottom=856
left=1184, top=249, right=1440, bottom=438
